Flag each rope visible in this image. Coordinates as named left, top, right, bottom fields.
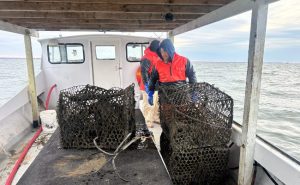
left=93, top=137, right=115, bottom=156
left=175, top=109, right=228, bottom=129
left=93, top=132, right=152, bottom=182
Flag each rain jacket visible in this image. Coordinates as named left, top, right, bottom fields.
left=149, top=39, right=197, bottom=91
left=136, top=66, right=145, bottom=90
left=140, top=47, right=160, bottom=90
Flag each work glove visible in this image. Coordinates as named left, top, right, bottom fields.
left=145, top=84, right=150, bottom=94
left=191, top=91, right=199, bottom=103
left=148, top=90, right=154, bottom=106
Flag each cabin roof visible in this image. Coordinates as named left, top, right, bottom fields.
left=0, top=0, right=234, bottom=32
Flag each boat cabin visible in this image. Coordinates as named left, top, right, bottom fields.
left=40, top=35, right=155, bottom=108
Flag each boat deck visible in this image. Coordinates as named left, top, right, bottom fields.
left=17, top=110, right=172, bottom=185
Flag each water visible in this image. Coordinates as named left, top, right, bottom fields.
left=193, top=62, right=300, bottom=161
left=0, top=58, right=41, bottom=106
left=0, top=59, right=299, bottom=161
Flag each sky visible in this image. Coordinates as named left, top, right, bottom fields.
left=0, top=0, right=299, bottom=62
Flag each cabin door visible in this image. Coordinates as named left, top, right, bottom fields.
left=91, top=39, right=121, bottom=89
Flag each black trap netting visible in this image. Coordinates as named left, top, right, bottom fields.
left=57, top=84, right=135, bottom=149
left=159, top=82, right=233, bottom=185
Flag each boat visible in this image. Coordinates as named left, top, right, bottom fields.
left=0, top=0, right=299, bottom=185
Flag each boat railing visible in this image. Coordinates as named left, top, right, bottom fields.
left=0, top=71, right=45, bottom=157
left=231, top=121, right=300, bottom=184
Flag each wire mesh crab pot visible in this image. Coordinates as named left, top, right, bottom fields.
left=159, top=82, right=233, bottom=185
left=159, top=82, right=233, bottom=148
left=57, top=84, right=135, bottom=149
left=160, top=132, right=230, bottom=185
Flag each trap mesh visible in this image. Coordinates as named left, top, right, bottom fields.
left=159, top=82, right=233, bottom=185
left=161, top=133, right=229, bottom=185
left=57, top=84, right=135, bottom=149
left=159, top=82, right=233, bottom=148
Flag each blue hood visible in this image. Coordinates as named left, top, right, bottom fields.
left=159, top=39, right=175, bottom=62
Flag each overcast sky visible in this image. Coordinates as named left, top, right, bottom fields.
left=0, top=0, right=299, bottom=62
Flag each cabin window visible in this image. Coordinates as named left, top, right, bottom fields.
left=66, top=45, right=84, bottom=63
left=48, top=45, right=62, bottom=63
left=47, top=43, right=84, bottom=64
left=126, top=42, right=148, bottom=62
left=96, top=46, right=116, bottom=60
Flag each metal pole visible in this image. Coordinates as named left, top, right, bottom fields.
left=24, top=30, right=39, bottom=128
left=238, top=0, right=269, bottom=185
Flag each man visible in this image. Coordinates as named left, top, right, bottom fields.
left=148, top=39, right=197, bottom=104
left=136, top=40, right=160, bottom=128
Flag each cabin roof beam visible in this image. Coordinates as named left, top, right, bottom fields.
left=0, top=0, right=234, bottom=6
left=0, top=2, right=223, bottom=13
left=170, top=0, right=278, bottom=36
left=0, top=18, right=190, bottom=25
left=0, top=11, right=203, bottom=20
left=0, top=20, right=38, bottom=37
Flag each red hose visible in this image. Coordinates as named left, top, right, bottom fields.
left=5, top=127, right=42, bottom=185
left=45, top=84, right=57, bottom=110
left=5, top=84, right=57, bottom=185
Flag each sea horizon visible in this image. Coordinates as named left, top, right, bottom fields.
left=0, top=57, right=299, bottom=64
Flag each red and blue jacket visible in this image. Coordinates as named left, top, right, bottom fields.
left=137, top=47, right=160, bottom=90
left=149, top=39, right=197, bottom=91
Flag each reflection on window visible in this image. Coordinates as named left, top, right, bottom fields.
left=48, top=45, right=61, bottom=63
left=126, top=43, right=148, bottom=62
left=66, top=45, right=84, bottom=63
left=47, top=44, right=84, bottom=64
left=96, top=46, right=116, bottom=60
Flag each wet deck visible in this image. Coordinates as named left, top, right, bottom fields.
left=17, top=110, right=171, bottom=185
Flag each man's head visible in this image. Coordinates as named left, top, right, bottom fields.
left=149, top=39, right=160, bottom=52
left=159, top=39, right=175, bottom=63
